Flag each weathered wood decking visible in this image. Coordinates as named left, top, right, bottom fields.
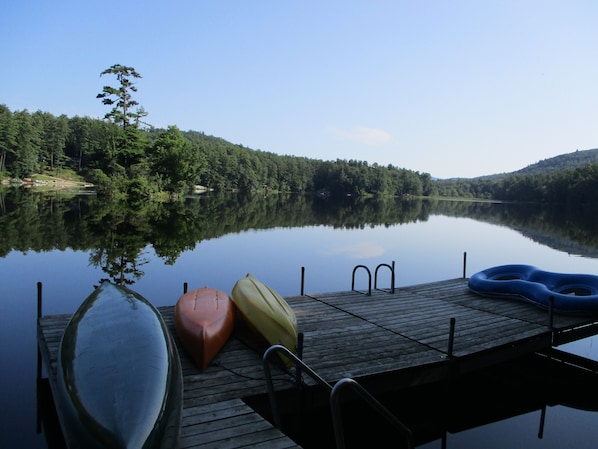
left=37, top=278, right=598, bottom=448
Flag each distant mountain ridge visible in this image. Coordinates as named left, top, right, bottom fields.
left=513, top=148, right=598, bottom=176
left=473, top=148, right=598, bottom=180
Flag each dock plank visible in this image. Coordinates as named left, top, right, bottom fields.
left=37, top=277, right=598, bottom=448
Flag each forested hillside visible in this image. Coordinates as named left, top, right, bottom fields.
left=515, top=148, right=598, bottom=176
left=0, top=105, right=433, bottom=198
left=4, top=63, right=596, bottom=204
left=434, top=148, right=598, bottom=203
left=2, top=99, right=598, bottom=204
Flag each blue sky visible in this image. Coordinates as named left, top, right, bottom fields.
left=2, top=1, right=597, bottom=178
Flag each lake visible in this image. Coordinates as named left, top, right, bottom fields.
left=2, top=191, right=598, bottom=448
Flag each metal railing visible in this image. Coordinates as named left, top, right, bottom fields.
left=351, top=261, right=396, bottom=295
left=374, top=261, right=395, bottom=293
left=262, top=345, right=413, bottom=449
left=263, top=345, right=332, bottom=429
left=351, top=264, right=372, bottom=295
left=331, top=378, right=414, bottom=449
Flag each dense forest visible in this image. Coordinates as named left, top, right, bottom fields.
left=1, top=64, right=597, bottom=203
left=3, top=99, right=598, bottom=204
left=434, top=149, right=598, bottom=203
left=0, top=105, right=435, bottom=199
left=3, top=95, right=439, bottom=200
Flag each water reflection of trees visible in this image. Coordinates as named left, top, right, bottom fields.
left=86, top=201, right=153, bottom=284
left=431, top=199, right=598, bottom=257
left=2, top=190, right=598, bottom=284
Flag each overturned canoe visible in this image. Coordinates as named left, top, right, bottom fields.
left=468, top=264, right=598, bottom=315
left=174, top=286, right=236, bottom=371
left=232, top=273, right=298, bottom=367
left=55, top=281, right=183, bottom=449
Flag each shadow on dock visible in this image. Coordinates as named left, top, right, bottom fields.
left=244, top=351, right=598, bottom=448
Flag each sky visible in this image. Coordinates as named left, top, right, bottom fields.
left=2, top=1, right=598, bottom=179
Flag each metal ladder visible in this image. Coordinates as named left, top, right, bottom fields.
left=352, top=261, right=396, bottom=295
left=263, top=345, right=414, bottom=449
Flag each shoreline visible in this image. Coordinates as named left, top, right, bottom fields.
left=1, top=175, right=94, bottom=191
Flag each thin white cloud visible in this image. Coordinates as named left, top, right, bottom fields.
left=330, top=126, right=393, bottom=146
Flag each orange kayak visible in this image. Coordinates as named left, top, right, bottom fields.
left=174, top=286, right=236, bottom=371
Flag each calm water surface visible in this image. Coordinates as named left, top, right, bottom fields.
left=2, top=193, right=598, bottom=448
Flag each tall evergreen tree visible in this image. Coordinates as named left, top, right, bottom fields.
left=39, top=112, right=69, bottom=170
left=0, top=105, right=17, bottom=174
left=10, top=110, right=42, bottom=178
left=95, top=64, right=150, bottom=196
left=96, top=64, right=147, bottom=128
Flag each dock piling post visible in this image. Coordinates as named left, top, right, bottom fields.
left=549, top=296, right=554, bottom=330
left=37, top=282, right=43, bottom=381
left=295, top=332, right=304, bottom=386
left=36, top=281, right=44, bottom=435
left=462, top=252, right=467, bottom=278
left=538, top=404, right=546, bottom=438
left=392, top=260, right=395, bottom=293
left=37, top=281, right=42, bottom=319
left=549, top=296, right=555, bottom=345
left=301, top=266, right=305, bottom=296
left=448, top=318, right=456, bottom=357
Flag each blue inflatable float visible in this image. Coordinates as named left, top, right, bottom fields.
left=468, top=264, right=598, bottom=315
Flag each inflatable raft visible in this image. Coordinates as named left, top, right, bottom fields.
left=468, top=264, right=598, bottom=315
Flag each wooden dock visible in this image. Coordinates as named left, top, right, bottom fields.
left=37, top=278, right=598, bottom=448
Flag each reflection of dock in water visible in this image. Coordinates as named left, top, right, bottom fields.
left=37, top=277, right=598, bottom=448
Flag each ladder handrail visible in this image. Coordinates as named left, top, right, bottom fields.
left=331, top=377, right=414, bottom=449
left=374, top=261, right=395, bottom=293
left=263, top=345, right=333, bottom=429
left=351, top=264, right=372, bottom=295
left=353, top=261, right=396, bottom=295
left=263, top=346, right=414, bottom=448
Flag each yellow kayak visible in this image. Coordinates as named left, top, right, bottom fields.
left=231, top=273, right=298, bottom=367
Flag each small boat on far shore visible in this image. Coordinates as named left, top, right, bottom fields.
left=174, top=286, right=236, bottom=371
left=469, top=264, right=598, bottom=315
left=55, top=280, right=183, bottom=449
